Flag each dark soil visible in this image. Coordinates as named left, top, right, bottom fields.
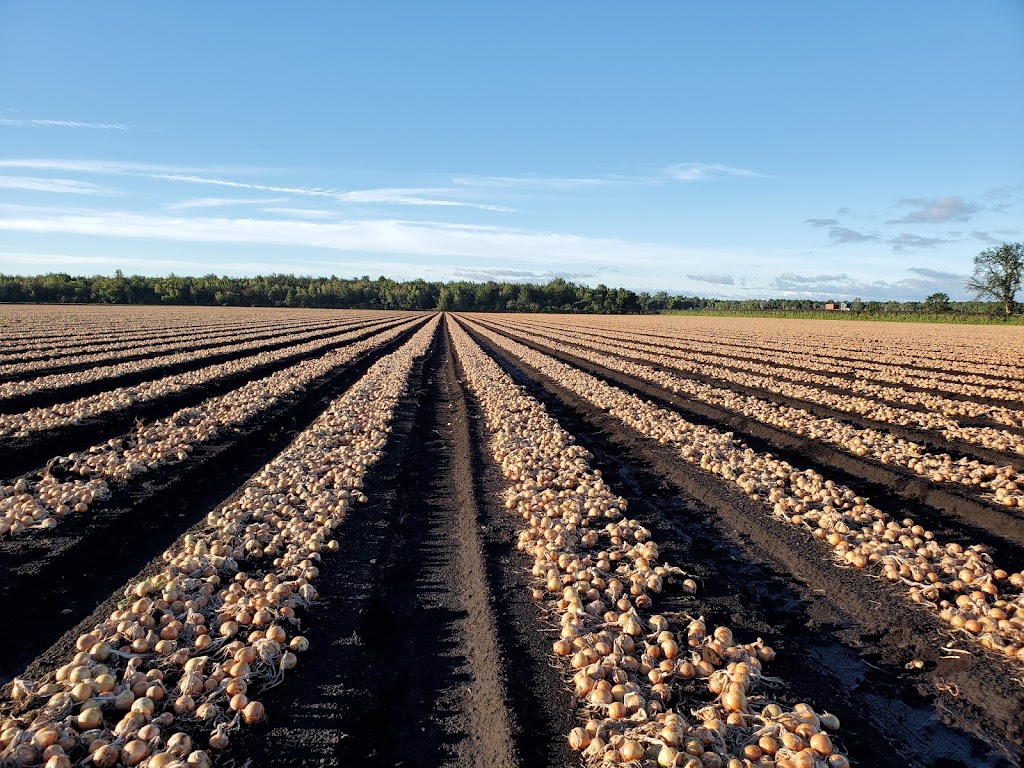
left=6, top=312, right=1024, bottom=768
left=0, top=315, right=401, bottom=415
left=0, top=317, right=336, bottom=381
left=521, top=320, right=1024, bottom=417
left=0, top=318, right=427, bottom=683
left=459, top=316, right=1024, bottom=767
left=472, top=317, right=1024, bottom=567
left=486, top=317, right=1024, bottom=467
left=0, top=317, right=413, bottom=478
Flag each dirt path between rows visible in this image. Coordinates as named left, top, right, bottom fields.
left=460, top=317, right=1024, bottom=767
left=229, top=319, right=518, bottom=768
left=0, top=321, right=426, bottom=684
left=473, top=318, right=1024, bottom=568
left=0, top=317, right=413, bottom=478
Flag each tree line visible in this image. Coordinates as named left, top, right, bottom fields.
left=0, top=273, right=696, bottom=313
left=0, top=262, right=1018, bottom=316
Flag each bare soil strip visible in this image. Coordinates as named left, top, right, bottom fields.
left=0, top=317, right=412, bottom=479
left=0, top=317, right=337, bottom=382
left=486, top=317, right=1024, bottom=451
left=0, top=316, right=398, bottom=414
left=462, top=319, right=1024, bottom=765
left=220, top=320, right=518, bottom=768
left=475, top=320, right=1024, bottom=567
left=0, top=320, right=426, bottom=684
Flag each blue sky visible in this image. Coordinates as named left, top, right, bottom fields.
left=0, top=2, right=1021, bottom=300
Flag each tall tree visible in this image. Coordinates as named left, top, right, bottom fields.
left=965, top=242, right=1023, bottom=316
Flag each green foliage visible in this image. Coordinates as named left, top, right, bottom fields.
left=0, top=273, right=685, bottom=314
left=965, top=242, right=1023, bottom=316
left=1, top=271, right=1021, bottom=321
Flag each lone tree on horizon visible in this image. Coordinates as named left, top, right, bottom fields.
left=965, top=242, right=1023, bottom=316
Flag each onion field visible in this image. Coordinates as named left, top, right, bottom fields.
left=2, top=306, right=1023, bottom=768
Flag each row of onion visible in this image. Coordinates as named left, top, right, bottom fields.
left=0, top=316, right=439, bottom=768
left=473, top=317, right=1023, bottom=510
left=0, top=317, right=409, bottom=439
left=462, top=319, right=1024, bottom=667
left=483, top=316, right=1024, bottom=452
left=0, top=315, right=347, bottom=380
left=449, top=318, right=849, bottom=768
left=552, top=314, right=1024, bottom=388
left=0, top=319, right=421, bottom=539
left=0, top=315, right=403, bottom=402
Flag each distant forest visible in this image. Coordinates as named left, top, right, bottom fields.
left=0, top=272, right=1009, bottom=316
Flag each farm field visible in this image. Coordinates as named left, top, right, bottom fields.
left=2, top=306, right=1024, bottom=768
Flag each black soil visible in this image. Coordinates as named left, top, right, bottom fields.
left=484, top=317, right=1024, bottom=470
left=472, top=318, right=1024, bottom=567
left=6, top=313, right=1024, bottom=768
left=0, top=319, right=426, bottom=683
left=0, top=317, right=412, bottom=479
left=459, top=316, right=1024, bottom=767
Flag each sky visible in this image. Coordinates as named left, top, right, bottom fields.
left=0, top=2, right=1022, bottom=300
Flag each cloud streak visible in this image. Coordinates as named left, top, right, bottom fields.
left=686, top=273, right=735, bottom=285
left=886, top=196, right=981, bottom=224
left=0, top=176, right=113, bottom=195
left=164, top=197, right=290, bottom=211
left=0, top=119, right=129, bottom=130
left=664, top=163, right=766, bottom=182
left=0, top=207, right=713, bottom=271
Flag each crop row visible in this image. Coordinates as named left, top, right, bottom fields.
left=450, top=318, right=849, bottom=768
left=461, top=318, right=1024, bottom=666
left=474, top=317, right=1023, bottom=509
left=0, top=308, right=280, bottom=354
left=494, top=317, right=1024, bottom=428
left=0, top=316, right=412, bottom=439
left=0, top=319, right=420, bottom=539
left=0, top=315, right=352, bottom=379
left=0, top=316, right=439, bottom=768
left=0, top=315, right=400, bottom=400
left=484, top=317, right=1024, bottom=455
left=613, top=316, right=1024, bottom=378
left=578, top=318, right=1024, bottom=398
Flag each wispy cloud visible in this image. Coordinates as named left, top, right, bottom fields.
left=0, top=159, right=226, bottom=175
left=907, top=267, right=959, bottom=279
left=886, top=196, right=981, bottom=224
left=452, top=162, right=765, bottom=190
left=686, top=273, right=735, bottom=285
left=888, top=232, right=951, bottom=252
left=0, top=207, right=714, bottom=269
left=261, top=207, right=341, bottom=220
left=0, top=119, right=129, bottom=130
left=451, top=174, right=620, bottom=189
left=769, top=267, right=968, bottom=300
left=828, top=226, right=879, bottom=244
left=451, top=267, right=596, bottom=283
left=804, top=218, right=839, bottom=227
left=164, top=197, right=290, bottom=211
left=664, top=162, right=766, bottom=182
left=153, top=174, right=515, bottom=211
left=0, top=176, right=112, bottom=195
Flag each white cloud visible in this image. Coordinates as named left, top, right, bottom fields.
left=451, top=174, right=622, bottom=189
left=151, top=174, right=515, bottom=211
left=664, top=163, right=766, bottom=182
left=0, top=159, right=229, bottom=175
left=0, top=207, right=722, bottom=271
left=0, top=119, right=129, bottom=130
left=164, top=197, right=290, bottom=211
left=0, top=176, right=113, bottom=195
left=886, top=196, right=981, bottom=224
